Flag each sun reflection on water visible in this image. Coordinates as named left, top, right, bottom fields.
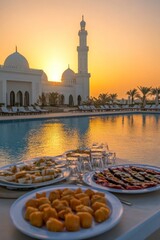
left=0, top=114, right=160, bottom=166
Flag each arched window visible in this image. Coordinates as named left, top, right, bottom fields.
left=60, top=95, right=65, bottom=105
left=24, top=91, right=29, bottom=106
left=77, top=95, right=82, bottom=106
left=69, top=95, right=74, bottom=106
left=10, top=91, right=15, bottom=106
left=17, top=91, right=23, bottom=106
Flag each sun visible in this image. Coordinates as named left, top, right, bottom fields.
left=44, top=62, right=66, bottom=82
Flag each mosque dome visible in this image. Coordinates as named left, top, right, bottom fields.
left=3, top=50, right=29, bottom=70
left=61, top=67, right=75, bottom=83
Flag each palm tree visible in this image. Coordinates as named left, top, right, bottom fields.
left=151, top=87, right=160, bottom=97
left=98, top=93, right=110, bottom=105
left=151, top=87, right=160, bottom=105
left=126, top=89, right=140, bottom=104
left=82, top=96, right=96, bottom=105
left=37, top=92, right=47, bottom=106
left=49, top=92, right=60, bottom=106
left=108, top=93, right=118, bottom=104
left=137, top=86, right=152, bottom=107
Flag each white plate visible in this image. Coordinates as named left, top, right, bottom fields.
left=10, top=184, right=123, bottom=240
left=0, top=156, right=69, bottom=189
left=0, top=169, right=70, bottom=189
left=83, top=164, right=160, bottom=194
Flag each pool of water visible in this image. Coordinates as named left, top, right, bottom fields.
left=0, top=113, right=160, bottom=167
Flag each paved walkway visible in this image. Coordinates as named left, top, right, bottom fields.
left=0, top=109, right=160, bottom=122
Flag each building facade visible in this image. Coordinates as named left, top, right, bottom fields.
left=0, top=17, right=90, bottom=107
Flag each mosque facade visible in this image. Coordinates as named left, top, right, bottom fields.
left=0, top=17, right=90, bottom=107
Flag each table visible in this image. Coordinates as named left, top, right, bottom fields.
left=0, top=184, right=160, bottom=240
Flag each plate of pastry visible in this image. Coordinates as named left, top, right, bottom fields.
left=10, top=185, right=123, bottom=240
left=0, top=156, right=69, bottom=189
left=83, top=164, right=160, bottom=194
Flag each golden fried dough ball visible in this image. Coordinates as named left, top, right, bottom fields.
left=75, top=204, right=94, bottom=215
left=77, top=212, right=93, bottom=228
left=52, top=199, right=69, bottom=212
left=84, top=189, right=95, bottom=198
left=61, top=189, right=74, bottom=197
left=74, top=193, right=88, bottom=199
left=70, top=198, right=81, bottom=211
left=25, top=206, right=38, bottom=220
left=49, top=190, right=61, bottom=202
left=65, top=213, right=80, bottom=232
left=61, top=194, right=73, bottom=202
left=30, top=211, right=44, bottom=227
left=58, top=207, right=72, bottom=220
left=46, top=217, right=64, bottom=232
left=43, top=207, right=58, bottom=223
left=36, top=192, right=46, bottom=199
left=93, top=192, right=105, bottom=197
left=39, top=203, right=51, bottom=211
left=25, top=199, right=39, bottom=208
left=38, top=197, right=50, bottom=206
left=74, top=188, right=83, bottom=194
left=91, top=202, right=107, bottom=211
left=91, top=195, right=106, bottom=205
left=60, top=200, right=69, bottom=207
left=80, top=196, right=90, bottom=206
left=55, top=203, right=67, bottom=212
left=51, top=199, right=60, bottom=208
left=94, top=207, right=110, bottom=223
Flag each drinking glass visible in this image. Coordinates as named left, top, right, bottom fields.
left=79, top=153, right=92, bottom=174
left=66, top=156, right=81, bottom=182
left=106, top=151, right=116, bottom=165
left=90, top=152, right=104, bottom=170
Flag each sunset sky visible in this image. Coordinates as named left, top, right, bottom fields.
left=0, top=0, right=160, bottom=98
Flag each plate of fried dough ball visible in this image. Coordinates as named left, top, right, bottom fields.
left=10, top=185, right=123, bottom=240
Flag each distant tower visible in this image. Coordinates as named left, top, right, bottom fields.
left=76, top=16, right=90, bottom=100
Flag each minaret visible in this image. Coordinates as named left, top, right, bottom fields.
left=76, top=16, right=90, bottom=101
left=77, top=15, right=89, bottom=73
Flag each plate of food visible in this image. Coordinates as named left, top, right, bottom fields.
left=10, top=185, right=123, bottom=240
left=83, top=164, right=160, bottom=194
left=0, top=157, right=69, bottom=189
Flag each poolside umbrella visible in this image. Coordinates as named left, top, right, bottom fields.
left=155, top=89, right=159, bottom=106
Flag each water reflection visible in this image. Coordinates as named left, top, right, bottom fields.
left=0, top=114, right=160, bottom=166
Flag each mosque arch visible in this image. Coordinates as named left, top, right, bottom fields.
left=77, top=95, right=82, bottom=105
left=17, top=91, right=23, bottom=106
left=10, top=91, right=15, bottom=106
left=24, top=91, right=29, bottom=106
left=69, top=95, right=74, bottom=106
left=60, top=95, right=65, bottom=105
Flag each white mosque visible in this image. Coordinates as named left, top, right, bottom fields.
left=0, top=17, right=90, bottom=107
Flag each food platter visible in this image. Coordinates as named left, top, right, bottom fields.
left=0, top=156, right=69, bottom=189
left=83, top=164, right=160, bottom=194
left=10, top=184, right=123, bottom=240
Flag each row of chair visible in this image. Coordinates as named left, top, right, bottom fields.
left=78, top=104, right=160, bottom=112
left=0, top=106, right=49, bottom=115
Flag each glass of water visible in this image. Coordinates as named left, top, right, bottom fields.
left=90, top=152, right=104, bottom=170
left=66, top=156, right=81, bottom=182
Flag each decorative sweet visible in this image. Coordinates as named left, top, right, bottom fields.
left=0, top=157, right=62, bottom=185
left=93, top=166, right=160, bottom=190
